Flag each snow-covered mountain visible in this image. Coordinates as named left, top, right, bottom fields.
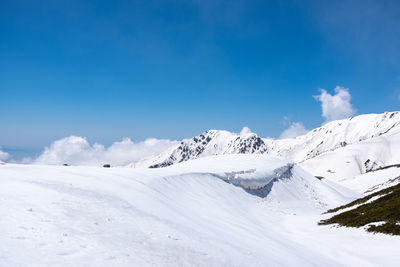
left=271, top=111, right=400, bottom=163
left=132, top=130, right=269, bottom=168
left=134, top=112, right=400, bottom=174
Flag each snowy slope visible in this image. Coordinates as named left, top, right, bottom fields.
left=133, top=112, right=400, bottom=173
left=3, top=155, right=399, bottom=266
left=269, top=111, right=400, bottom=162
left=338, top=166, right=400, bottom=194
left=299, top=132, right=400, bottom=183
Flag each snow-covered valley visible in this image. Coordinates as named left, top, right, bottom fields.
left=1, top=154, right=400, bottom=266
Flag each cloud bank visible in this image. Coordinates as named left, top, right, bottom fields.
left=279, top=122, right=308, bottom=139
left=314, top=86, right=356, bottom=123
left=0, top=149, right=10, bottom=162
left=30, top=136, right=179, bottom=166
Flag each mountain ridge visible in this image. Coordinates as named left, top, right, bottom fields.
left=132, top=111, right=400, bottom=172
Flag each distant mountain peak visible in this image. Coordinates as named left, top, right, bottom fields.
left=146, top=129, right=268, bottom=168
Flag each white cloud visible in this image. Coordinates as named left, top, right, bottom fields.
left=0, top=149, right=10, bottom=161
left=31, top=136, right=179, bottom=166
left=240, top=126, right=253, bottom=136
left=279, top=122, right=308, bottom=139
left=314, top=86, right=356, bottom=123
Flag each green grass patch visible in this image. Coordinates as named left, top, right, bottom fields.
left=319, top=183, right=400, bottom=235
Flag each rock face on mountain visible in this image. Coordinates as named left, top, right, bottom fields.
left=133, top=112, right=400, bottom=172
left=146, top=130, right=269, bottom=168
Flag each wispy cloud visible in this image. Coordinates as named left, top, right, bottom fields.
left=279, top=122, right=308, bottom=139
left=240, top=126, right=253, bottom=136
left=314, top=86, right=356, bottom=123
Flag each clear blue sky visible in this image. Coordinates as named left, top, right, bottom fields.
left=1, top=0, right=400, bottom=158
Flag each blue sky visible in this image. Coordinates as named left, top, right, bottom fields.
left=1, top=0, right=400, bottom=159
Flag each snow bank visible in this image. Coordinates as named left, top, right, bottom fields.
left=165, top=154, right=293, bottom=190
left=157, top=155, right=358, bottom=210
left=161, top=154, right=358, bottom=209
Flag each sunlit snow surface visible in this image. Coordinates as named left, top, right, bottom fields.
left=0, top=154, right=399, bottom=266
